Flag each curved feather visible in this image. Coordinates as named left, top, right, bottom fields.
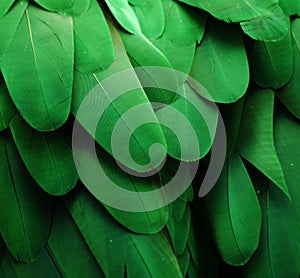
left=178, top=0, right=289, bottom=41
left=247, top=27, right=293, bottom=89
left=0, top=0, right=15, bottom=16
left=10, top=114, right=78, bottom=196
left=33, top=0, right=74, bottom=12
left=63, top=0, right=90, bottom=16
left=73, top=0, right=115, bottom=73
left=0, top=74, right=16, bottom=131
left=244, top=175, right=299, bottom=277
left=73, top=127, right=168, bottom=234
left=155, top=82, right=218, bottom=161
left=237, top=87, right=289, bottom=198
left=104, top=0, right=141, bottom=34
left=0, top=0, right=28, bottom=64
left=205, top=152, right=261, bottom=266
left=65, top=187, right=182, bottom=277
left=47, top=203, right=105, bottom=277
left=190, top=20, right=249, bottom=103
left=131, top=0, right=164, bottom=39
left=1, top=5, right=74, bottom=131
left=0, top=131, right=51, bottom=263
left=277, top=18, right=300, bottom=119
left=163, top=0, right=207, bottom=46
left=72, top=23, right=167, bottom=173
left=120, top=31, right=178, bottom=105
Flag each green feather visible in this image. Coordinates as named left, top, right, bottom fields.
left=0, top=74, right=16, bottom=131
left=155, top=82, right=218, bottom=161
left=244, top=174, right=299, bottom=277
left=205, top=152, right=261, bottom=266
left=277, top=18, right=300, bottom=119
left=131, top=0, right=164, bottom=39
left=62, top=0, right=90, bottom=16
left=247, top=26, right=293, bottom=89
left=73, top=128, right=168, bottom=234
left=237, top=87, right=290, bottom=198
left=1, top=5, right=74, bottom=131
left=33, top=0, right=74, bottom=12
left=190, top=19, right=249, bottom=103
left=178, top=0, right=289, bottom=41
left=0, top=0, right=28, bottom=64
left=10, top=114, right=78, bottom=196
left=65, top=187, right=182, bottom=278
left=120, top=30, right=178, bottom=106
left=72, top=23, right=167, bottom=173
left=47, top=203, right=105, bottom=277
left=163, top=0, right=207, bottom=46
left=104, top=0, right=141, bottom=34
left=73, top=0, right=115, bottom=73
left=279, top=0, right=300, bottom=15
left=0, top=0, right=15, bottom=16
left=0, top=131, right=51, bottom=263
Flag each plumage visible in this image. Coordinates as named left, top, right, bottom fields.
left=10, top=114, right=78, bottom=196
left=237, top=87, right=290, bottom=198
left=0, top=132, right=51, bottom=263
left=1, top=4, right=74, bottom=131
left=73, top=0, right=115, bottom=73
left=190, top=19, right=249, bottom=103
left=205, top=152, right=261, bottom=266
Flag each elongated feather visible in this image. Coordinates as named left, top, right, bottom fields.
left=244, top=175, right=299, bottom=277
left=73, top=0, right=115, bottom=73
left=0, top=74, right=16, bottom=131
left=220, top=97, right=244, bottom=157
left=237, top=87, right=289, bottom=198
left=0, top=247, right=62, bottom=277
left=63, top=0, right=90, bottom=16
left=65, top=187, right=182, bottom=277
left=247, top=27, right=293, bottom=89
left=178, top=0, right=289, bottom=41
left=279, top=0, right=300, bottom=15
left=72, top=23, right=167, bottom=173
left=47, top=203, right=105, bottom=277
left=73, top=126, right=168, bottom=234
left=190, top=19, right=249, bottom=103
left=153, top=36, right=196, bottom=80
left=163, top=0, right=207, bottom=46
left=131, top=0, right=164, bottom=39
left=0, top=0, right=15, bottom=16
left=104, top=0, right=141, bottom=34
left=1, top=5, right=74, bottom=131
left=120, top=31, right=177, bottom=105
left=0, top=0, right=28, bottom=64
left=155, top=82, right=218, bottom=161
left=277, top=18, right=300, bottom=119
left=205, top=152, right=261, bottom=265
left=33, top=0, right=74, bottom=12
left=0, top=131, right=51, bottom=263
left=10, top=114, right=78, bottom=196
